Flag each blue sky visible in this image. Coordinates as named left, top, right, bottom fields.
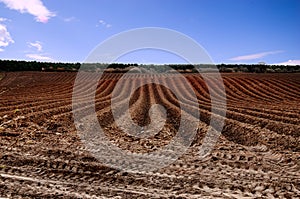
left=0, top=0, right=299, bottom=65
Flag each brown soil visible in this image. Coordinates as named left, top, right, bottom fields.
left=0, top=72, right=299, bottom=198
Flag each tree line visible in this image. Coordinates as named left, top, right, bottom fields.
left=0, top=60, right=299, bottom=73
left=0, top=60, right=81, bottom=72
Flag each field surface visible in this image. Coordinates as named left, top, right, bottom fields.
left=0, top=72, right=299, bottom=198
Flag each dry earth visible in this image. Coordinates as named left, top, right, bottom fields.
left=0, top=72, right=299, bottom=198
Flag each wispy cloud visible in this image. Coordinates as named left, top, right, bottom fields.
left=229, top=50, right=283, bottom=61
left=0, top=23, right=14, bottom=52
left=274, top=60, right=300, bottom=66
left=0, top=17, right=8, bottom=22
left=64, top=16, right=76, bottom=22
left=26, top=40, right=52, bottom=60
left=28, top=41, right=42, bottom=52
left=0, top=0, right=55, bottom=23
left=96, top=19, right=112, bottom=28
left=26, top=53, right=52, bottom=61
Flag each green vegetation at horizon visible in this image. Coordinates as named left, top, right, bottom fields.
left=0, top=59, right=299, bottom=73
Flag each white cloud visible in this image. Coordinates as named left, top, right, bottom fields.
left=0, top=23, right=14, bottom=51
left=28, top=41, right=42, bottom=52
left=26, top=53, right=52, bottom=61
left=64, top=16, right=76, bottom=22
left=0, top=0, right=55, bottom=23
left=0, top=17, right=8, bottom=22
left=0, top=48, right=4, bottom=52
left=26, top=41, right=53, bottom=61
left=96, top=19, right=112, bottom=28
left=99, top=20, right=105, bottom=25
left=274, top=60, right=300, bottom=66
left=229, top=50, right=283, bottom=61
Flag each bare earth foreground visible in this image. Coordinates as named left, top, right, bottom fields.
left=0, top=72, right=299, bottom=198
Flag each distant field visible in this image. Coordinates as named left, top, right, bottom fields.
left=0, top=72, right=299, bottom=198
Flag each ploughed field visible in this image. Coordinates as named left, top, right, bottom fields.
left=0, top=72, right=299, bottom=198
